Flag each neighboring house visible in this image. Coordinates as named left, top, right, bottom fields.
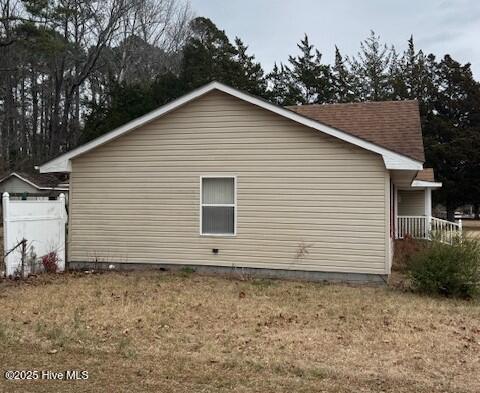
left=0, top=172, right=69, bottom=200
left=38, top=82, right=451, bottom=282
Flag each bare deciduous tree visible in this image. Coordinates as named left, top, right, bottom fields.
left=0, top=0, right=192, bottom=172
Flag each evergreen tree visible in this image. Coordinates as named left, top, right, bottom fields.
left=423, top=55, right=480, bottom=219
left=287, top=34, right=333, bottom=104
left=391, top=36, right=435, bottom=110
left=266, top=62, right=298, bottom=106
left=331, top=46, right=357, bottom=102
left=180, top=17, right=238, bottom=90
left=180, top=17, right=267, bottom=97
left=82, top=82, right=156, bottom=143
left=387, top=46, right=403, bottom=99
left=461, top=129, right=480, bottom=218
left=349, top=31, right=393, bottom=101
left=386, top=37, right=480, bottom=219
left=233, top=37, right=267, bottom=96
left=403, top=36, right=424, bottom=99
left=83, top=73, right=185, bottom=143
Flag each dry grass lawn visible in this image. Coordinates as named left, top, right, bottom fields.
left=0, top=271, right=479, bottom=392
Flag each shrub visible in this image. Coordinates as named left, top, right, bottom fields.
left=393, top=235, right=428, bottom=272
left=407, top=237, right=480, bottom=298
left=42, top=251, right=59, bottom=273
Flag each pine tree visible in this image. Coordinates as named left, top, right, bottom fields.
left=287, top=34, right=333, bottom=104
left=180, top=17, right=237, bottom=90
left=180, top=18, right=268, bottom=97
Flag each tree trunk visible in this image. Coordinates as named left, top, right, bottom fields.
left=31, top=69, right=38, bottom=164
left=50, top=66, right=65, bottom=156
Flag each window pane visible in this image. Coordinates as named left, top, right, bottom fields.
left=202, top=207, right=234, bottom=234
left=202, top=178, right=234, bottom=204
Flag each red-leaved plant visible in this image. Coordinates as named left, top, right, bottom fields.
left=42, top=251, right=59, bottom=273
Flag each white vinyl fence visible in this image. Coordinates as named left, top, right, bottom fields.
left=2, top=192, right=67, bottom=276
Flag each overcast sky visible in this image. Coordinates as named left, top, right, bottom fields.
left=189, top=0, right=480, bottom=77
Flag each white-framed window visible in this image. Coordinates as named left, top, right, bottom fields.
left=200, top=176, right=236, bottom=236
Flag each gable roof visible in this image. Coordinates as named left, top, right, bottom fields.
left=38, top=82, right=423, bottom=173
left=287, top=101, right=425, bottom=162
left=0, top=172, right=69, bottom=191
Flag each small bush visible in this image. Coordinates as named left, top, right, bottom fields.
left=42, top=251, right=59, bottom=273
left=393, top=235, right=428, bottom=272
left=407, top=237, right=480, bottom=298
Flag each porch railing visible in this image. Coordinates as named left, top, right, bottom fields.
left=396, top=216, right=462, bottom=244
left=396, top=216, right=429, bottom=239
left=431, top=217, right=463, bottom=244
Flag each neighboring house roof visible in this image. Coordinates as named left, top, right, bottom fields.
left=38, top=82, right=423, bottom=173
left=0, top=172, right=69, bottom=191
left=412, top=168, right=442, bottom=188
left=287, top=101, right=425, bottom=162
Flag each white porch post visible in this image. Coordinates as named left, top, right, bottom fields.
left=425, top=188, right=432, bottom=237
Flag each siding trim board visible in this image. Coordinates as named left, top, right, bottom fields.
left=39, top=82, right=422, bottom=173
left=66, top=91, right=392, bottom=276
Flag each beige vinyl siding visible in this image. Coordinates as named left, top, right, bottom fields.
left=69, top=91, right=389, bottom=274
left=398, top=190, right=425, bottom=216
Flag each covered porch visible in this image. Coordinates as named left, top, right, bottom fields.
left=392, top=169, right=462, bottom=243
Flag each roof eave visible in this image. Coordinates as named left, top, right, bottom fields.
left=411, top=180, right=442, bottom=188
left=38, top=81, right=424, bottom=173
left=38, top=160, right=72, bottom=173
left=383, top=155, right=423, bottom=171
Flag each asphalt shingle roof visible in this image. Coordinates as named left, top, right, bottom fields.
left=415, top=168, right=436, bottom=182
left=287, top=100, right=425, bottom=162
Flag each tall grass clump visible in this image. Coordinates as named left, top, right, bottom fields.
left=407, top=236, right=480, bottom=298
